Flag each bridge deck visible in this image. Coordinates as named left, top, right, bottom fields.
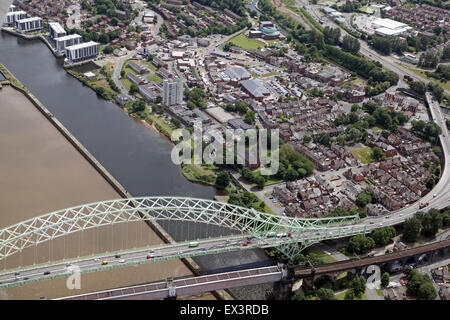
left=60, top=265, right=283, bottom=300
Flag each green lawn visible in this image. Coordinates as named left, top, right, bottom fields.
left=305, top=248, right=338, bottom=264
left=351, top=147, right=374, bottom=164
left=147, top=74, right=163, bottom=83
left=181, top=164, right=217, bottom=186
left=336, top=289, right=367, bottom=300
left=147, top=113, right=174, bottom=137
left=261, top=72, right=280, bottom=78
left=140, top=60, right=158, bottom=71
left=376, top=288, right=384, bottom=297
left=220, top=32, right=266, bottom=50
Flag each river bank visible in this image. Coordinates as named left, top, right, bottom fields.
left=0, top=65, right=229, bottom=299
left=0, top=22, right=273, bottom=300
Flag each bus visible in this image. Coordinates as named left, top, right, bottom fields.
left=188, top=241, right=199, bottom=247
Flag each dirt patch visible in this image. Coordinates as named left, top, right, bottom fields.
left=271, top=0, right=312, bottom=31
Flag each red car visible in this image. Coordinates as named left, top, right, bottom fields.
left=146, top=254, right=152, bottom=259
left=242, top=243, right=248, bottom=247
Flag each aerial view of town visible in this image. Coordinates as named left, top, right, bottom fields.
left=0, top=0, right=449, bottom=307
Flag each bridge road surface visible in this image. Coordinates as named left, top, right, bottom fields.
left=0, top=187, right=449, bottom=288
left=59, top=265, right=283, bottom=300
left=61, top=236, right=450, bottom=300
left=0, top=228, right=362, bottom=288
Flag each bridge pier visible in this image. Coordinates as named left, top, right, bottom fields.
left=272, top=265, right=294, bottom=300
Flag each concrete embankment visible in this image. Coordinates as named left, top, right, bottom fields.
left=0, top=64, right=232, bottom=300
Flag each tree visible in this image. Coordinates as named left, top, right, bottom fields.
left=417, top=282, right=437, bottom=300
left=402, top=217, right=422, bottom=243
left=129, top=83, right=139, bottom=95
left=103, top=45, right=114, bottom=54
left=356, top=191, right=372, bottom=208
left=381, top=272, right=390, bottom=287
left=254, top=175, right=266, bottom=189
left=244, top=110, right=255, bottom=125
left=347, top=235, right=375, bottom=254
left=342, top=35, right=360, bottom=54
left=351, top=276, right=366, bottom=298
left=316, top=288, right=336, bottom=300
left=344, top=289, right=356, bottom=300
left=420, top=209, right=443, bottom=238
left=130, top=99, right=145, bottom=113
left=291, top=290, right=306, bottom=300
left=371, top=147, right=385, bottom=162
left=371, top=226, right=396, bottom=246
left=215, top=172, right=230, bottom=189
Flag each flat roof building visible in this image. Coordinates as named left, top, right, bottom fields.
left=223, top=66, right=251, bottom=82
left=372, top=18, right=411, bottom=36
left=55, top=34, right=82, bottom=52
left=48, top=22, right=66, bottom=39
left=240, top=79, right=271, bottom=100
left=65, top=41, right=99, bottom=63
left=16, top=17, right=43, bottom=33
left=128, top=61, right=148, bottom=74
left=5, top=11, right=27, bottom=24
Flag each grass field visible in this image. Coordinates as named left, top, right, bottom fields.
left=261, top=71, right=280, bottom=78
left=336, top=290, right=367, bottom=300
left=305, top=247, right=338, bottom=264
left=181, top=164, right=217, bottom=186
left=147, top=74, right=163, bottom=83
left=220, top=32, right=266, bottom=50
left=351, top=147, right=374, bottom=164
left=147, top=113, right=174, bottom=137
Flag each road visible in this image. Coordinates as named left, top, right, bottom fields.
left=111, top=51, right=136, bottom=100
left=0, top=224, right=369, bottom=288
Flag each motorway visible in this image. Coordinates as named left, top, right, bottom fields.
left=0, top=224, right=369, bottom=288
left=0, top=0, right=448, bottom=291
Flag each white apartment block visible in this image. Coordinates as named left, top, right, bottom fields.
left=163, top=78, right=183, bottom=106
left=16, top=17, right=43, bottom=33
left=55, top=34, right=83, bottom=52
left=5, top=11, right=27, bottom=24
left=48, top=22, right=66, bottom=39
left=65, top=41, right=99, bottom=63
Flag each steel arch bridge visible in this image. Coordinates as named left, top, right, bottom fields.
left=0, top=197, right=364, bottom=263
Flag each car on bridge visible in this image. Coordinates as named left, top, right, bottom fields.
left=146, top=254, right=152, bottom=259
left=102, top=261, right=108, bottom=265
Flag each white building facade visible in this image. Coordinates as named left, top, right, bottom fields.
left=65, top=41, right=99, bottom=63
left=5, top=11, right=27, bottom=24
left=163, top=78, right=183, bottom=106
left=16, top=17, right=43, bottom=33
left=48, top=22, right=66, bottom=39
left=55, top=34, right=83, bottom=52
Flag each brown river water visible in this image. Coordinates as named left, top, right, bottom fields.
left=0, top=85, right=208, bottom=299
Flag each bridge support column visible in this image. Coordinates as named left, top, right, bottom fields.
left=272, top=265, right=294, bottom=300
